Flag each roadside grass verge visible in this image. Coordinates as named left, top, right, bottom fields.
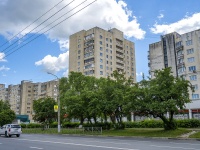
left=22, top=128, right=190, bottom=138
left=189, top=131, right=200, bottom=138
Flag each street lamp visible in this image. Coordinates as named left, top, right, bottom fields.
left=47, top=72, right=61, bottom=133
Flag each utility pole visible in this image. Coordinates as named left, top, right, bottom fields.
left=47, top=72, right=61, bottom=133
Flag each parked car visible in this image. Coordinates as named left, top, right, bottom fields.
left=0, top=124, right=22, bottom=137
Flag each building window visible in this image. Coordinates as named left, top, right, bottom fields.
left=192, top=84, right=198, bottom=90
left=190, top=75, right=197, bottom=81
left=107, top=66, right=109, bottom=70
left=78, top=50, right=81, bottom=54
left=100, top=71, right=103, bottom=75
left=99, top=35, right=102, bottom=39
left=106, top=73, right=109, bottom=76
left=100, top=59, right=103, bottom=63
left=106, top=55, right=108, bottom=58
left=188, top=57, right=195, bottom=63
left=106, top=61, right=109, bottom=64
left=110, top=39, right=112, bottom=43
left=192, top=94, right=199, bottom=99
left=110, top=50, right=112, bottom=54
left=110, top=62, right=112, bottom=65
left=106, top=38, right=108, bottom=42
left=78, top=44, right=81, bottom=48
left=100, top=41, right=102, bottom=45
left=187, top=48, right=194, bottom=54
left=100, top=47, right=103, bottom=51
left=110, top=45, right=112, bottom=48
left=106, top=49, right=108, bottom=52
left=78, top=67, right=80, bottom=72
left=186, top=40, right=192, bottom=46
left=177, top=50, right=183, bottom=56
left=110, top=56, right=112, bottom=59
left=100, top=52, right=103, bottom=57
left=178, top=67, right=185, bottom=74
left=78, top=56, right=80, bottom=59
left=110, top=68, right=112, bottom=71
left=100, top=65, right=103, bottom=69
left=106, top=44, right=108, bottom=47
left=189, top=66, right=196, bottom=72
left=78, top=62, right=80, bottom=66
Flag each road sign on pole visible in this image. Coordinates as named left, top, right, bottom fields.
left=54, top=105, right=58, bottom=112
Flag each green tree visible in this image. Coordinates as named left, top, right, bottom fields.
left=0, top=100, right=16, bottom=126
left=126, top=68, right=193, bottom=130
left=33, top=97, right=57, bottom=125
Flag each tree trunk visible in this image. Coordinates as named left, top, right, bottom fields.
left=160, top=115, right=177, bottom=130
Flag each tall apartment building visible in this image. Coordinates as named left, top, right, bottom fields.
left=0, top=80, right=58, bottom=122
left=148, top=29, right=200, bottom=119
left=0, top=84, right=8, bottom=101
left=69, top=27, right=136, bottom=82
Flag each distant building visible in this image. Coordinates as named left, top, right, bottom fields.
left=148, top=29, right=200, bottom=119
left=0, top=80, right=58, bottom=122
left=69, top=27, right=136, bottom=82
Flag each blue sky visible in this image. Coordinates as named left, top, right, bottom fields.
left=0, top=0, right=200, bottom=86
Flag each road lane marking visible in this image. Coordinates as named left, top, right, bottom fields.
left=151, top=145, right=199, bottom=150
left=30, top=147, right=43, bottom=149
left=16, top=139, right=139, bottom=150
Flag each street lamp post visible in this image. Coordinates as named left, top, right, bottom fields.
left=47, top=72, right=61, bottom=133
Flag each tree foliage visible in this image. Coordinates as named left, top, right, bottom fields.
left=59, top=68, right=192, bottom=130
left=125, top=67, right=193, bottom=130
left=0, top=100, right=16, bottom=126
left=33, top=97, right=57, bottom=124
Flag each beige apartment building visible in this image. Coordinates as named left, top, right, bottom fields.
left=0, top=80, right=58, bottom=122
left=148, top=29, right=200, bottom=119
left=69, top=27, right=136, bottom=82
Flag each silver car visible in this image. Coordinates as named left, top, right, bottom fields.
left=0, top=124, right=22, bottom=137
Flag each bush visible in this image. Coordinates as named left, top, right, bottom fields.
left=125, top=120, right=163, bottom=128
left=177, top=119, right=200, bottom=128
left=113, top=122, right=125, bottom=130
left=82, top=122, right=112, bottom=130
left=62, top=122, right=79, bottom=128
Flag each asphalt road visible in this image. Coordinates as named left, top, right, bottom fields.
left=0, top=134, right=200, bottom=150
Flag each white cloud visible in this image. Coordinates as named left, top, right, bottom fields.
left=157, top=13, right=164, bottom=20
left=151, top=13, right=200, bottom=34
left=0, top=0, right=145, bottom=42
left=35, top=51, right=69, bottom=74
left=0, top=52, right=6, bottom=62
left=136, top=72, right=143, bottom=77
left=58, top=40, right=69, bottom=51
left=0, top=65, right=10, bottom=71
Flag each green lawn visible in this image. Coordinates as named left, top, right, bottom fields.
left=189, top=131, right=200, bottom=138
left=22, top=128, right=190, bottom=138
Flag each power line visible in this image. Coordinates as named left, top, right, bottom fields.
left=1, top=0, right=75, bottom=53
left=3, top=0, right=97, bottom=59
left=3, top=0, right=87, bottom=56
left=0, top=0, right=65, bottom=49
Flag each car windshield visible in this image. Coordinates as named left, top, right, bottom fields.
left=11, top=125, right=21, bottom=128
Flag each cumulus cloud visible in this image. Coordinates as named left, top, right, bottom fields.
left=0, top=52, right=6, bottom=62
left=58, top=40, right=69, bottom=51
left=150, top=13, right=200, bottom=34
left=35, top=51, right=69, bottom=74
left=0, top=0, right=145, bottom=42
left=0, top=65, right=10, bottom=71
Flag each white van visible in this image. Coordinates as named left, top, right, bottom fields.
left=0, top=124, right=22, bottom=137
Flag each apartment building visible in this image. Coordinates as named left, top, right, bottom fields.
left=148, top=29, right=200, bottom=119
left=0, top=80, right=58, bottom=122
left=0, top=84, right=8, bottom=101
left=69, top=27, right=136, bottom=82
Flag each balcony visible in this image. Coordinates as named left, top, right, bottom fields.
left=177, top=62, right=185, bottom=68
left=177, top=54, right=184, bottom=59
left=116, top=59, right=123, bottom=64
left=176, top=45, right=183, bottom=51
left=116, top=48, right=123, bottom=53
left=148, top=62, right=151, bottom=67
left=116, top=64, right=124, bottom=70
left=116, top=54, right=123, bottom=59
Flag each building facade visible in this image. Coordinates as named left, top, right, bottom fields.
left=69, top=27, right=136, bottom=82
left=0, top=80, right=58, bottom=122
left=148, top=29, right=200, bottom=119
